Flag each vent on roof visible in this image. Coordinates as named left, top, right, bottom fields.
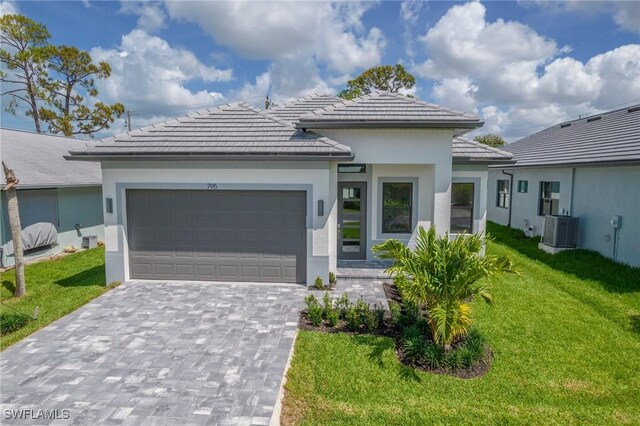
left=560, top=123, right=571, bottom=128
left=627, top=106, right=640, bottom=113
left=587, top=116, right=601, bottom=122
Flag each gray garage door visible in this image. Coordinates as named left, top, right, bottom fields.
left=126, top=189, right=307, bottom=283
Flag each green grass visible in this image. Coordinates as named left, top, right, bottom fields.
left=0, top=247, right=111, bottom=349
left=283, top=222, right=640, bottom=425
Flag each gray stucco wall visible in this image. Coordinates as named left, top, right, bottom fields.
left=487, top=165, right=640, bottom=267
left=1, top=186, right=104, bottom=267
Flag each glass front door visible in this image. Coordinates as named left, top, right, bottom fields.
left=338, top=182, right=367, bottom=259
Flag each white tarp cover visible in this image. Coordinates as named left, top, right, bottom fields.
left=6, top=222, right=58, bottom=254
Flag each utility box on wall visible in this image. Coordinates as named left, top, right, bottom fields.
left=82, top=235, right=98, bottom=249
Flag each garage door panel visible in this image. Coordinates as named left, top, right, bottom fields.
left=127, top=189, right=307, bottom=283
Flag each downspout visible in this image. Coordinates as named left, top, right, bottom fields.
left=502, top=169, right=514, bottom=228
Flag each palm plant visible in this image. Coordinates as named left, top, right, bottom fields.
left=372, top=226, right=516, bottom=349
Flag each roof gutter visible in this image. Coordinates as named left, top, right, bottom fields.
left=296, top=120, right=484, bottom=130
left=64, top=153, right=356, bottom=162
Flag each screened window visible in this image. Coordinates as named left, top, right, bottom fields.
left=517, top=180, right=528, bottom=193
left=450, top=183, right=474, bottom=233
left=496, top=179, right=510, bottom=208
left=539, top=181, right=560, bottom=216
left=382, top=182, right=412, bottom=233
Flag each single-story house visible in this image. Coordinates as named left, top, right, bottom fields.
left=487, top=104, right=640, bottom=267
left=67, top=92, right=513, bottom=285
left=0, top=128, right=104, bottom=267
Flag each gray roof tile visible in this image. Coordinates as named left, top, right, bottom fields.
left=68, top=102, right=353, bottom=160
left=296, top=91, right=482, bottom=129
left=0, top=129, right=101, bottom=189
left=266, top=94, right=342, bottom=124
left=500, top=105, right=640, bottom=167
left=452, top=137, right=514, bottom=163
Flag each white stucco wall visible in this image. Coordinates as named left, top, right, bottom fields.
left=487, top=165, right=640, bottom=267
left=100, top=161, right=336, bottom=285
left=319, top=128, right=454, bottom=236
left=487, top=167, right=573, bottom=233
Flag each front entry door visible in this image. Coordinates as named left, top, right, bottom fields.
left=338, top=182, right=367, bottom=260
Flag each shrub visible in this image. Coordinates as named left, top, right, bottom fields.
left=373, top=304, right=385, bottom=330
left=0, top=313, right=30, bottom=336
left=361, top=309, right=378, bottom=333
left=389, top=302, right=402, bottom=328
left=345, top=306, right=360, bottom=332
left=401, top=325, right=427, bottom=362
left=308, top=304, right=323, bottom=327
left=326, top=309, right=339, bottom=328
left=335, top=293, right=351, bottom=319
left=328, top=272, right=337, bottom=284
left=314, top=276, right=324, bottom=289
left=305, top=294, right=319, bottom=310
left=322, top=291, right=333, bottom=319
left=373, top=226, right=516, bottom=349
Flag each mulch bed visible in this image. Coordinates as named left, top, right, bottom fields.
left=300, top=281, right=493, bottom=378
left=306, top=283, right=337, bottom=291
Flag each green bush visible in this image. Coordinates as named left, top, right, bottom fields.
left=305, top=294, right=319, bottom=310
left=335, top=293, right=351, bottom=319
left=314, top=276, right=324, bottom=289
left=329, top=272, right=337, bottom=284
left=326, top=310, right=339, bottom=328
left=0, top=313, right=30, bottom=336
left=389, top=302, right=402, bottom=327
left=401, top=326, right=488, bottom=370
left=345, top=306, right=360, bottom=332
left=308, top=304, right=324, bottom=327
left=373, top=304, right=385, bottom=330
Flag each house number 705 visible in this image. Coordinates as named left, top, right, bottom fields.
left=207, top=183, right=218, bottom=189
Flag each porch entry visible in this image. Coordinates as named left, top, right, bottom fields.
left=338, top=182, right=367, bottom=260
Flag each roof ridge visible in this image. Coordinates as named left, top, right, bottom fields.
left=455, top=136, right=513, bottom=157
left=243, top=102, right=299, bottom=129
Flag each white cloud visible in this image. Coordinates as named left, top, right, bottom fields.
left=119, top=1, right=167, bottom=33
left=415, top=2, right=640, bottom=141
left=400, top=0, right=424, bottom=59
left=90, top=29, right=232, bottom=128
left=0, top=0, right=18, bottom=16
left=613, top=1, right=640, bottom=34
left=164, top=0, right=385, bottom=74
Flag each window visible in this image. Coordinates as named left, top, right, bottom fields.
left=517, top=180, right=528, bottom=193
left=382, top=182, right=412, bottom=233
left=496, top=179, right=510, bottom=208
left=338, top=164, right=366, bottom=173
left=539, top=181, right=560, bottom=216
left=450, top=183, right=474, bottom=233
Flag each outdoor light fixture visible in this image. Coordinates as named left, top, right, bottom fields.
left=106, top=197, right=113, bottom=214
left=318, top=199, right=324, bottom=217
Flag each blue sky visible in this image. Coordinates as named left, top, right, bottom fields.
left=1, top=0, right=639, bottom=141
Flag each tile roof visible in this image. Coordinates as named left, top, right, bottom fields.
left=266, top=94, right=342, bottom=124
left=296, top=91, right=482, bottom=130
left=452, top=137, right=514, bottom=163
left=0, top=129, right=101, bottom=189
left=68, top=103, right=353, bottom=160
left=499, top=105, right=640, bottom=167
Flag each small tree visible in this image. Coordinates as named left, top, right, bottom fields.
left=2, top=162, right=26, bottom=297
left=338, top=64, right=415, bottom=100
left=474, top=133, right=505, bottom=148
left=0, top=14, right=53, bottom=133
left=372, top=226, right=516, bottom=350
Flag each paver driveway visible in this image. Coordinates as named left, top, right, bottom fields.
left=1, top=281, right=305, bottom=425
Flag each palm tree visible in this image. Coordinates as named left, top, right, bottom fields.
left=372, top=226, right=516, bottom=349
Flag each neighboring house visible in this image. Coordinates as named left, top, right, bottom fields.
left=487, top=105, right=640, bottom=267
left=0, top=129, right=104, bottom=268
left=67, top=92, right=513, bottom=285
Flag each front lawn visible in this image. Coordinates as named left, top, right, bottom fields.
left=283, top=222, right=640, bottom=425
left=0, top=247, right=111, bottom=349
